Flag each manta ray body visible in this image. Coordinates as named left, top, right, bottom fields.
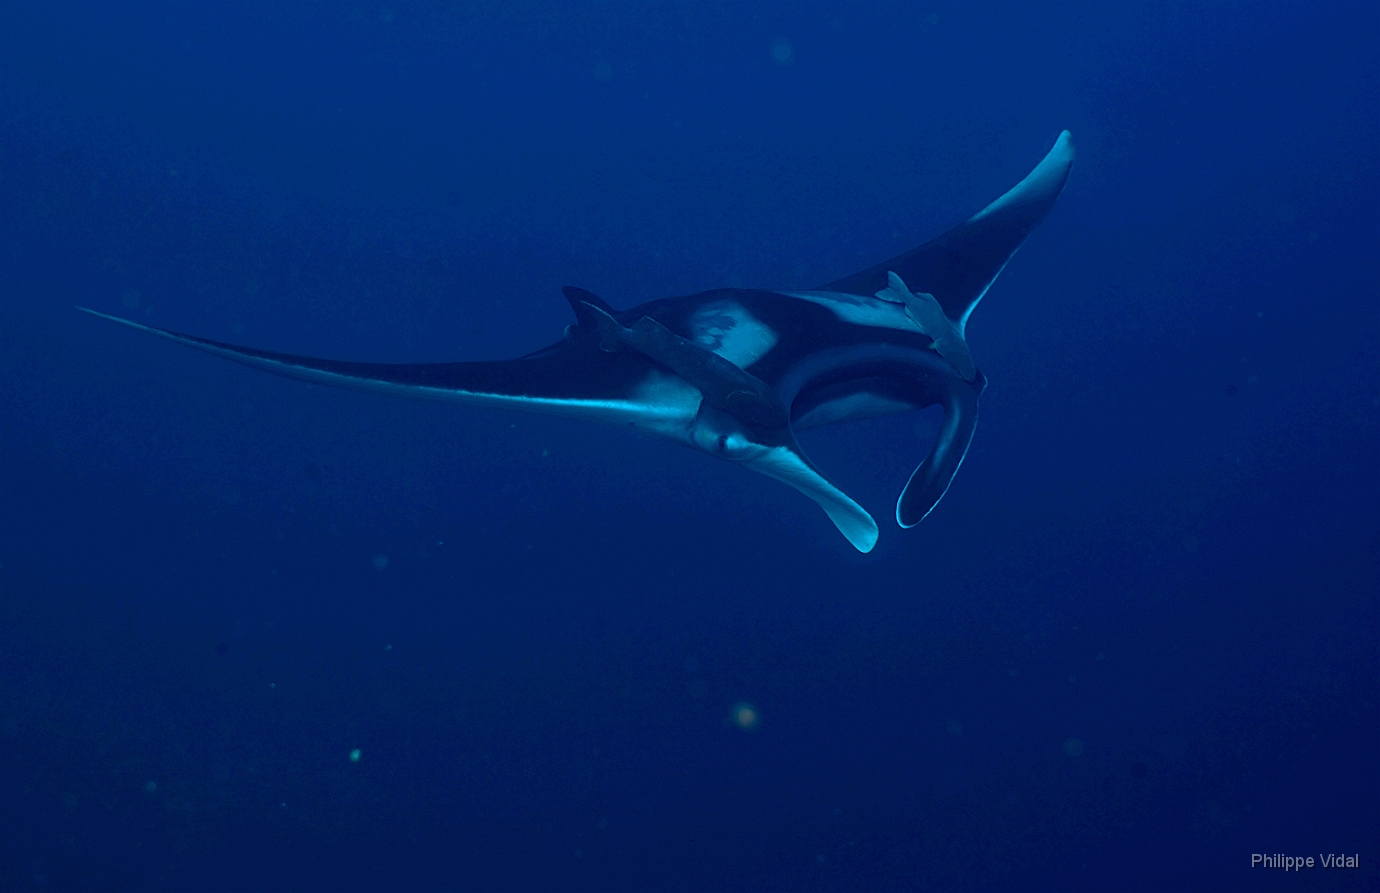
left=85, top=132, right=1074, bottom=552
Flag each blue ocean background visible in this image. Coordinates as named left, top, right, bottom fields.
left=1, top=3, right=1376, bottom=890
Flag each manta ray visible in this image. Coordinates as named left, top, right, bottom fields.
left=83, top=132, right=1073, bottom=552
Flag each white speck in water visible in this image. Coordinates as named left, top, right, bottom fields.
left=732, top=702, right=761, bottom=731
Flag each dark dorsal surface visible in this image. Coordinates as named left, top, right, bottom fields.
left=821, top=131, right=1073, bottom=331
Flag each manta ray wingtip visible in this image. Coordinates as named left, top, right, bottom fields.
left=77, top=306, right=150, bottom=332
left=1054, top=129, right=1074, bottom=157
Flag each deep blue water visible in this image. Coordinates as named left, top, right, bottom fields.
left=1, top=3, right=1376, bottom=890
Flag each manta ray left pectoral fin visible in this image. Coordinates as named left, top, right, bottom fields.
left=75, top=307, right=353, bottom=383
left=77, top=306, right=662, bottom=425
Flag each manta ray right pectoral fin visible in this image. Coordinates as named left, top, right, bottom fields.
left=822, top=131, right=1074, bottom=333
left=742, top=447, right=879, bottom=553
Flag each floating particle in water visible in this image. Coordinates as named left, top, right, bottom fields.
left=731, top=702, right=760, bottom=731
left=372, top=554, right=389, bottom=570
left=770, top=37, right=795, bottom=65
left=144, top=781, right=157, bottom=793
left=944, top=718, right=963, bottom=736
left=1063, top=737, right=1084, bottom=757
left=349, top=748, right=362, bottom=763
left=1158, top=733, right=1188, bottom=761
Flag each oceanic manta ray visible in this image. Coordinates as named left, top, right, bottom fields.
left=83, top=131, right=1074, bottom=552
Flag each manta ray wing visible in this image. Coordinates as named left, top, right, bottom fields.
left=80, top=307, right=879, bottom=548
left=77, top=308, right=699, bottom=428
left=821, top=130, right=1074, bottom=334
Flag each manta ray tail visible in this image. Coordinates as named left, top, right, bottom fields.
left=821, top=131, right=1074, bottom=335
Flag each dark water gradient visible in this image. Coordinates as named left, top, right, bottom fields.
left=0, top=2, right=1376, bottom=890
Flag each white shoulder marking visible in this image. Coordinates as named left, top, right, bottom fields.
left=875, top=272, right=975, bottom=381
left=966, top=130, right=1075, bottom=225
left=781, top=290, right=920, bottom=334
left=688, top=301, right=777, bottom=368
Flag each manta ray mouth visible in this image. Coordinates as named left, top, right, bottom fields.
left=775, top=343, right=984, bottom=530
left=775, top=342, right=971, bottom=422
